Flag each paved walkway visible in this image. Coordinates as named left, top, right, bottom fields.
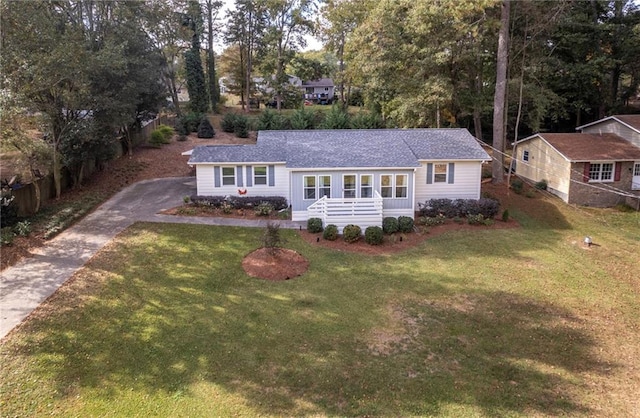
left=0, top=177, right=303, bottom=340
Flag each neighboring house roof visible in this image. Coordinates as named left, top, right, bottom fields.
left=576, top=114, right=640, bottom=133
left=188, top=129, right=490, bottom=168
left=301, top=78, right=334, bottom=88
left=518, top=133, right=640, bottom=162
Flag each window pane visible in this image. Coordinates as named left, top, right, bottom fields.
left=601, top=163, right=613, bottom=180
left=589, top=163, right=601, bottom=180
left=254, top=166, right=267, bottom=185
left=304, top=176, right=316, bottom=187
left=344, top=175, right=356, bottom=189
left=222, top=167, right=235, bottom=185
left=319, top=175, right=331, bottom=198
left=222, top=167, right=235, bottom=176
left=395, top=187, right=407, bottom=198
left=381, top=187, right=393, bottom=198
left=305, top=189, right=316, bottom=199
left=523, top=150, right=529, bottom=162
left=396, top=175, right=407, bottom=186
left=634, top=164, right=640, bottom=176
left=381, top=175, right=392, bottom=187
left=254, top=166, right=267, bottom=175
left=434, top=164, right=447, bottom=183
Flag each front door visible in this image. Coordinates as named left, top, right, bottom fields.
left=633, top=162, right=640, bottom=190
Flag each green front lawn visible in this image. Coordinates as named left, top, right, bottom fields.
left=1, top=195, right=639, bottom=417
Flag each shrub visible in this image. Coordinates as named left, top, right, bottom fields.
left=323, top=224, right=339, bottom=241
left=321, top=105, right=350, bottom=129
left=471, top=198, right=501, bottom=219
left=258, top=109, right=289, bottom=130
left=511, top=178, right=524, bottom=194
left=467, top=213, right=485, bottom=225
left=290, top=107, right=315, bottom=130
left=1, top=192, right=18, bottom=228
left=262, top=222, right=282, bottom=256
left=221, top=201, right=233, bottom=214
left=421, top=215, right=446, bottom=226
left=149, top=130, right=165, bottom=147
left=418, top=198, right=457, bottom=218
left=397, top=216, right=414, bottom=233
left=525, top=190, right=536, bottom=198
left=178, top=112, right=202, bottom=134
left=234, top=114, right=249, bottom=138
left=1, top=227, right=15, bottom=246
left=307, top=217, right=323, bottom=233
left=221, top=113, right=237, bottom=132
left=382, top=217, right=398, bottom=234
left=343, top=224, right=361, bottom=243
left=189, top=195, right=288, bottom=211
left=501, top=209, right=510, bottom=222
left=254, top=202, right=274, bottom=216
left=535, top=179, right=548, bottom=190
left=483, top=218, right=495, bottom=226
left=14, top=220, right=31, bottom=237
left=177, top=134, right=188, bottom=142
left=157, top=124, right=174, bottom=141
left=350, top=112, right=385, bottom=129
left=197, top=117, right=215, bottom=138
left=364, top=226, right=384, bottom=245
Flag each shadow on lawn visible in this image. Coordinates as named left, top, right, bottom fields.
left=4, top=242, right=613, bottom=417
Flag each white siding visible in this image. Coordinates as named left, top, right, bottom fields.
left=415, top=161, right=483, bottom=209
left=514, top=136, right=571, bottom=199
left=581, top=120, right=640, bottom=148
left=195, top=163, right=290, bottom=200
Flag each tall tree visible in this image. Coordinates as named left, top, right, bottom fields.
left=491, top=0, right=510, bottom=183
left=203, top=0, right=223, bottom=112
left=262, top=0, right=316, bottom=110
left=184, top=0, right=208, bottom=114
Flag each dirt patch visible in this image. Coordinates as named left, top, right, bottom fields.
left=160, top=205, right=289, bottom=221
left=242, top=247, right=309, bottom=281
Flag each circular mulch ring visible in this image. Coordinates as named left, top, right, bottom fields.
left=242, top=248, right=309, bottom=281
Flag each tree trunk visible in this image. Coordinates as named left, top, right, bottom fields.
left=245, top=9, right=252, bottom=114
left=492, top=0, right=510, bottom=184
left=29, top=167, right=41, bottom=213
left=52, top=142, right=62, bottom=199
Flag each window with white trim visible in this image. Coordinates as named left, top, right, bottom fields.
left=319, top=175, right=331, bottom=198
left=434, top=163, right=448, bottom=183
left=381, top=175, right=393, bottom=198
left=395, top=174, right=408, bottom=198
left=343, top=174, right=356, bottom=198
left=522, top=150, right=529, bottom=162
left=360, top=174, right=373, bottom=198
left=222, top=167, right=235, bottom=186
left=634, top=163, right=640, bottom=176
left=589, top=162, right=614, bottom=182
left=304, top=176, right=316, bottom=200
left=253, top=166, right=267, bottom=185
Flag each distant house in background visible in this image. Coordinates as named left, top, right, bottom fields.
left=514, top=115, right=640, bottom=208
left=301, top=78, right=334, bottom=104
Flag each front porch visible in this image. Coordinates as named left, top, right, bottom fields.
left=304, top=192, right=384, bottom=232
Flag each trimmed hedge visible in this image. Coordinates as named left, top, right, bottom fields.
left=323, top=224, right=339, bottom=241
left=418, top=198, right=500, bottom=219
left=364, top=226, right=384, bottom=245
left=343, top=224, right=361, bottom=243
left=307, top=217, right=323, bottom=233
left=397, top=216, right=414, bottom=233
left=190, top=195, right=287, bottom=211
left=382, top=217, right=398, bottom=234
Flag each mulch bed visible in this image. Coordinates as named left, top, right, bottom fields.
left=242, top=248, right=309, bottom=281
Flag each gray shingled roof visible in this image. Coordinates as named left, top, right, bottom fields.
left=188, top=129, right=490, bottom=167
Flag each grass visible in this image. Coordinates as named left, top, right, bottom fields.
left=1, top=195, right=639, bottom=416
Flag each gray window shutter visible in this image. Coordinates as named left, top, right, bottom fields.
left=426, top=163, right=433, bottom=184
left=236, top=165, right=243, bottom=187
left=214, top=166, right=221, bottom=187
left=246, top=166, right=253, bottom=187
left=268, top=165, right=275, bottom=186
left=448, top=163, right=455, bottom=184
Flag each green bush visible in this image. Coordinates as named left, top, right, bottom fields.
left=397, top=216, right=414, bottom=233
left=262, top=222, right=282, bottom=256
left=1, top=227, right=15, bottom=246
left=364, top=226, right=384, bottom=245
left=178, top=112, right=202, bottom=134
left=290, top=108, right=315, bottom=130
left=350, top=112, right=385, bottom=129
left=307, top=217, right=323, bottom=233
left=1, top=192, right=18, bottom=228
left=177, top=134, right=188, bottom=142
left=149, top=130, right=165, bottom=147
left=157, top=124, right=174, bottom=141
left=197, top=117, right=215, bottom=138
left=535, top=179, right=548, bottom=190
left=511, top=178, right=524, bottom=194
left=321, top=105, right=350, bottom=129
left=258, top=109, right=289, bottom=130
left=467, top=213, right=485, bottom=225
left=343, top=224, right=361, bottom=243
left=254, top=202, right=274, bottom=216
left=323, top=224, right=339, bottom=241
left=234, top=114, right=249, bottom=138
left=421, top=215, right=446, bottom=226
left=501, top=209, right=510, bottom=222
left=221, top=113, right=237, bottom=133
left=382, top=217, right=398, bottom=234
left=13, top=220, right=31, bottom=237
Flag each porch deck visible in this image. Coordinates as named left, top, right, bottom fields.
left=306, top=192, right=384, bottom=232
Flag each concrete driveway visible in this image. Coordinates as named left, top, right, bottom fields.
left=0, top=177, right=302, bottom=340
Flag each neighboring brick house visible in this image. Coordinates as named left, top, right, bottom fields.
left=514, top=115, right=640, bottom=208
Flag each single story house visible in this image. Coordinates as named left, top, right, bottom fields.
left=513, top=129, right=640, bottom=208
left=577, top=114, right=640, bottom=148
left=187, top=129, right=490, bottom=230
left=301, top=78, right=334, bottom=104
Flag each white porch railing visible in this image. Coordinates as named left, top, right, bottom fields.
left=307, top=191, right=384, bottom=231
